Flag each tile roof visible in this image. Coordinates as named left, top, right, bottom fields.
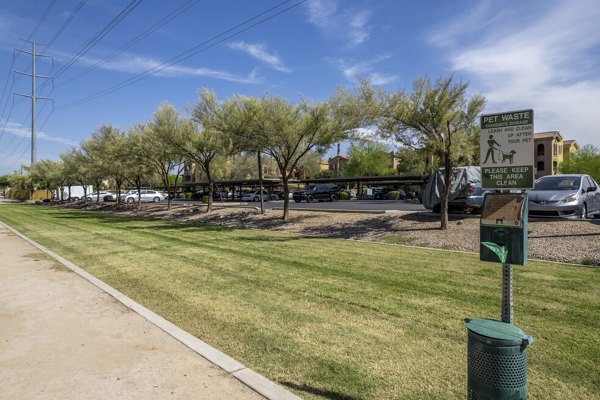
left=534, top=131, right=563, bottom=140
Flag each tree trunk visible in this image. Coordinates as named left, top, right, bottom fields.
left=440, top=154, right=452, bottom=230
left=68, top=186, right=71, bottom=201
left=282, top=176, right=290, bottom=220
left=95, top=180, right=102, bottom=203
left=335, top=142, right=341, bottom=178
left=137, top=184, right=142, bottom=209
left=206, top=167, right=213, bottom=213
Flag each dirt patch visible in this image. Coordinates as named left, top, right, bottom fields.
left=53, top=202, right=600, bottom=266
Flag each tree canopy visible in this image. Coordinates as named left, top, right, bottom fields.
left=378, top=76, right=486, bottom=229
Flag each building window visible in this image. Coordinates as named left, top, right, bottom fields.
left=537, top=161, right=545, bottom=171
left=537, top=143, right=545, bottom=156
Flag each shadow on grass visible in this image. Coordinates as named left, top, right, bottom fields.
left=280, top=382, right=361, bottom=400
left=51, top=210, right=233, bottom=232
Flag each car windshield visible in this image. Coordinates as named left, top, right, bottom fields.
left=534, top=176, right=581, bottom=191
left=304, top=185, right=317, bottom=191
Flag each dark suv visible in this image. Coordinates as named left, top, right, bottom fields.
left=293, top=184, right=340, bottom=203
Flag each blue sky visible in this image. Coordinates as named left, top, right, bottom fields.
left=1, top=0, right=599, bottom=174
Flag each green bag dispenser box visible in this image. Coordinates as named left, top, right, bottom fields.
left=480, top=194, right=528, bottom=265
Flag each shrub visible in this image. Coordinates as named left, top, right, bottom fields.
left=184, top=192, right=192, bottom=199
left=177, top=192, right=185, bottom=198
left=387, top=191, right=400, bottom=200
left=339, top=191, right=350, bottom=200
left=581, top=257, right=597, bottom=266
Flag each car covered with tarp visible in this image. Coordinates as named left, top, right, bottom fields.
left=422, top=166, right=482, bottom=213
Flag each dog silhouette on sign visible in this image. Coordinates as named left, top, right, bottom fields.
left=501, top=150, right=517, bottom=164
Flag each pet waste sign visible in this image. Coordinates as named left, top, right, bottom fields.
left=480, top=109, right=534, bottom=190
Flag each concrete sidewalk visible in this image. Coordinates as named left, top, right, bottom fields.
left=0, top=225, right=266, bottom=400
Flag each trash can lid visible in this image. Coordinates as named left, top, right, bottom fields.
left=464, top=318, right=533, bottom=345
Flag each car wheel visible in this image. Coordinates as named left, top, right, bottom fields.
left=307, top=195, right=314, bottom=203
left=253, top=196, right=259, bottom=202
left=330, top=194, right=338, bottom=202
left=86, top=197, right=92, bottom=201
left=471, top=207, right=481, bottom=215
left=127, top=197, right=135, bottom=204
left=153, top=197, right=160, bottom=203
left=580, top=203, right=588, bottom=219
left=72, top=196, right=79, bottom=201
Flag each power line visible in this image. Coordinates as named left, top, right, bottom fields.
left=57, top=0, right=305, bottom=110
left=0, top=54, right=16, bottom=120
left=42, top=0, right=87, bottom=51
left=57, top=0, right=200, bottom=88
left=0, top=0, right=56, bottom=147
left=26, top=0, right=58, bottom=42
left=49, top=0, right=144, bottom=81
left=0, top=101, right=15, bottom=142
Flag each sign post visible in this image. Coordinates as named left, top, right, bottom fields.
left=480, top=109, right=534, bottom=322
left=465, top=109, right=534, bottom=400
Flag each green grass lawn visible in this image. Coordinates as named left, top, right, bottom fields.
left=1, top=204, right=599, bottom=400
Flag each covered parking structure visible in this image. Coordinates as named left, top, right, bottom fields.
left=185, top=175, right=426, bottom=200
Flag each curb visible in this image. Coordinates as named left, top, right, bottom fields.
left=0, top=221, right=302, bottom=400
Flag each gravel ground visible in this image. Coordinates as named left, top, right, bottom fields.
left=61, top=202, right=600, bottom=266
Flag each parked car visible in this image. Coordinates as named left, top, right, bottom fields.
left=373, top=188, right=407, bottom=200
left=422, top=166, right=482, bottom=213
left=120, top=189, right=168, bottom=203
left=241, top=190, right=278, bottom=202
left=213, top=190, right=231, bottom=200
left=465, top=183, right=494, bottom=214
left=103, top=193, right=117, bottom=202
left=527, top=174, right=600, bottom=219
left=292, top=184, right=340, bottom=203
left=86, top=191, right=109, bottom=201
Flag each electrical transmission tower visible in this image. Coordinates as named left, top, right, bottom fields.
left=14, top=40, right=53, bottom=165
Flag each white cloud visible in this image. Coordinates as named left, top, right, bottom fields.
left=228, top=41, right=290, bottom=73
left=433, top=0, right=600, bottom=146
left=334, top=54, right=397, bottom=85
left=306, top=0, right=371, bottom=46
left=78, top=54, right=261, bottom=84
left=1, top=119, right=76, bottom=146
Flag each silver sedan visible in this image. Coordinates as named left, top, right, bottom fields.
left=528, top=174, right=600, bottom=219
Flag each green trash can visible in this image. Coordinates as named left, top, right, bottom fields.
left=465, top=318, right=533, bottom=400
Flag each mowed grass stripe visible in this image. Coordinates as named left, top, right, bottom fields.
left=0, top=205, right=598, bottom=400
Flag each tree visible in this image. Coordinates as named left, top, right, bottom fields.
left=0, top=175, right=9, bottom=188
left=83, top=125, right=128, bottom=203
left=60, top=148, right=91, bottom=200
left=143, top=104, right=185, bottom=210
left=292, top=150, right=324, bottom=180
left=561, top=144, right=600, bottom=183
left=343, top=141, right=392, bottom=177
left=234, top=95, right=347, bottom=220
left=7, top=172, right=32, bottom=191
left=182, top=92, right=234, bottom=212
left=80, top=136, right=109, bottom=202
left=27, top=160, right=63, bottom=199
left=379, top=76, right=485, bottom=229
left=396, top=146, right=439, bottom=178
left=124, top=125, right=156, bottom=208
